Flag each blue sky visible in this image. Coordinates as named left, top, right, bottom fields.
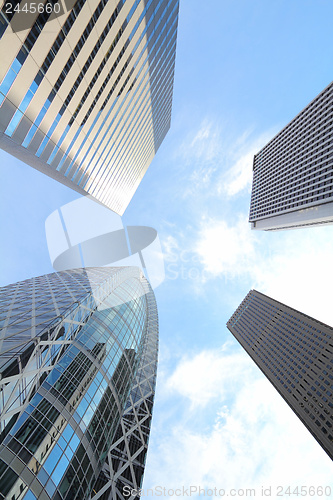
left=1, top=0, right=333, bottom=497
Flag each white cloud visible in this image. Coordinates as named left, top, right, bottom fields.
left=175, top=119, right=276, bottom=200
left=161, top=234, right=180, bottom=262
left=150, top=120, right=333, bottom=499
left=194, top=215, right=333, bottom=325
left=144, top=346, right=333, bottom=497
left=185, top=120, right=222, bottom=164
left=250, top=229, right=333, bottom=324
left=217, top=129, right=276, bottom=197
left=219, top=147, right=254, bottom=197
left=165, top=346, right=253, bottom=408
left=195, top=215, right=257, bottom=277
left=176, top=120, right=221, bottom=198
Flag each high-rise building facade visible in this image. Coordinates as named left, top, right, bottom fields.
left=249, top=81, right=333, bottom=230
left=0, top=0, right=179, bottom=214
left=227, top=290, right=333, bottom=460
left=0, top=266, right=158, bottom=500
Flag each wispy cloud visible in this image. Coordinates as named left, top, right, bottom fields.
left=193, top=214, right=333, bottom=325
left=179, top=119, right=222, bottom=166
left=149, top=118, right=333, bottom=496
left=144, top=344, right=333, bottom=495
left=217, top=129, right=276, bottom=197
left=195, top=215, right=257, bottom=277
left=165, top=345, right=253, bottom=409
left=161, top=234, right=180, bottom=262
left=175, top=119, right=277, bottom=200
left=160, top=210, right=333, bottom=326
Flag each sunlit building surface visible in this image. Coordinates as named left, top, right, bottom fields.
left=227, top=290, right=333, bottom=460
left=249, top=81, right=333, bottom=230
left=0, top=267, right=158, bottom=499
left=0, top=0, right=179, bottom=214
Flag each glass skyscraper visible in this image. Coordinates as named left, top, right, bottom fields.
left=249, top=81, right=333, bottom=230
left=0, top=266, right=158, bottom=500
left=227, top=290, right=333, bottom=460
left=0, top=0, right=179, bottom=214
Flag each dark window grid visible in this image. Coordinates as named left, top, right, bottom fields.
left=79, top=50, right=132, bottom=127
left=52, top=52, right=131, bottom=178
left=11, top=0, right=61, bottom=65
left=251, top=185, right=331, bottom=208
left=64, top=27, right=125, bottom=116
left=41, top=0, right=87, bottom=75
left=252, top=153, right=333, bottom=197
left=255, top=94, right=333, bottom=160
left=258, top=115, right=333, bottom=163
left=253, top=126, right=333, bottom=176
left=53, top=1, right=123, bottom=94
left=0, top=464, right=19, bottom=497
left=14, top=417, right=50, bottom=452
left=18, top=0, right=123, bottom=149
left=33, top=399, right=58, bottom=422
left=109, top=100, right=175, bottom=195
left=110, top=127, right=156, bottom=191
left=252, top=159, right=333, bottom=199
left=253, top=149, right=333, bottom=191
left=250, top=190, right=333, bottom=217
left=256, top=133, right=318, bottom=171
left=65, top=58, right=133, bottom=179
left=253, top=186, right=333, bottom=211
left=251, top=192, right=333, bottom=218
left=77, top=45, right=134, bottom=129
left=0, top=0, right=22, bottom=37
left=88, top=68, right=148, bottom=184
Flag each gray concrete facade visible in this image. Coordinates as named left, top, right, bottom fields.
left=227, top=290, right=333, bottom=460
left=249, top=82, right=333, bottom=230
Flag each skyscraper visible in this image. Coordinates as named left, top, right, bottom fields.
left=249, top=81, right=333, bottom=230
left=0, top=0, right=179, bottom=214
left=0, top=266, right=158, bottom=500
left=227, top=290, right=333, bottom=460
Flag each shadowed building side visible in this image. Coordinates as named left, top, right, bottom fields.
left=227, top=289, right=333, bottom=460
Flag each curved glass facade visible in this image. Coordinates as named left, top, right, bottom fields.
left=91, top=281, right=158, bottom=499
left=0, top=267, right=158, bottom=500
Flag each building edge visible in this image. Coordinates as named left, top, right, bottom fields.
left=227, top=289, right=333, bottom=461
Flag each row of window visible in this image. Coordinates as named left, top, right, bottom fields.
left=254, top=85, right=333, bottom=162
left=252, top=147, right=333, bottom=200
left=61, top=9, right=177, bottom=196
left=251, top=151, right=333, bottom=203
left=63, top=0, right=175, bottom=179
left=79, top=21, right=177, bottom=194
left=0, top=277, right=148, bottom=500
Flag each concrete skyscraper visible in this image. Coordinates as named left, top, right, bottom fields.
left=227, top=290, right=333, bottom=460
left=0, top=0, right=179, bottom=214
left=249, top=81, right=333, bottom=230
left=0, top=266, right=158, bottom=500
